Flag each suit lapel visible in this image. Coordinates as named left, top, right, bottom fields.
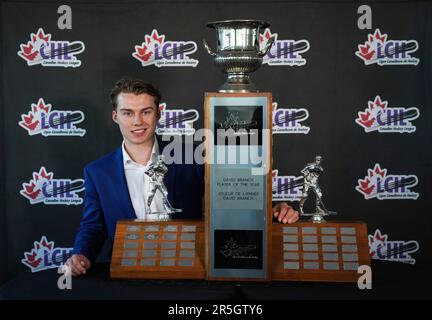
left=111, top=147, right=136, bottom=219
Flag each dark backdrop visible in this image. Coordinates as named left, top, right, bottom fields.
left=1, top=0, right=431, bottom=285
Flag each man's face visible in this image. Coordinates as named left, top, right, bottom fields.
left=112, top=92, right=159, bottom=146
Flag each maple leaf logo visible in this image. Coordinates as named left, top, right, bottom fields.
left=356, top=29, right=388, bottom=63
left=19, top=98, right=52, bottom=134
left=133, top=29, right=165, bottom=63
left=20, top=167, right=54, bottom=203
left=133, top=43, right=153, bottom=62
left=21, top=236, right=55, bottom=272
left=368, top=230, right=388, bottom=258
left=355, top=96, right=388, bottom=131
left=259, top=28, right=277, bottom=51
left=356, top=164, right=387, bottom=199
left=18, top=28, right=51, bottom=64
left=145, top=29, right=165, bottom=46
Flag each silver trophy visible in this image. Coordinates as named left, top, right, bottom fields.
left=203, top=20, right=275, bottom=92
left=299, top=156, right=337, bottom=223
left=145, top=155, right=181, bottom=221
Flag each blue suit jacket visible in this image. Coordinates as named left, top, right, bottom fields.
left=72, top=138, right=204, bottom=262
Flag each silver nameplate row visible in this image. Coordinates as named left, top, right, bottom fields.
left=180, top=250, right=195, bottom=258
left=321, top=236, right=337, bottom=243
left=161, top=250, right=176, bottom=258
left=302, top=227, right=317, bottom=234
left=321, top=227, right=336, bottom=235
left=123, top=250, right=138, bottom=258
left=283, top=235, right=298, bottom=243
left=143, top=242, right=158, bottom=249
left=140, top=259, right=156, bottom=267
left=343, top=262, right=359, bottom=271
left=162, top=233, right=177, bottom=241
left=340, top=227, right=356, bottom=235
left=342, top=253, right=359, bottom=262
left=126, top=226, right=141, bottom=232
left=145, top=225, right=159, bottom=232
left=322, top=244, right=338, bottom=252
left=283, top=243, right=299, bottom=251
left=181, top=233, right=196, bottom=241
left=123, top=242, right=139, bottom=249
left=125, top=234, right=140, bottom=240
left=283, top=227, right=298, bottom=234
left=303, top=262, right=319, bottom=269
left=161, top=242, right=177, bottom=249
left=302, top=244, right=318, bottom=251
left=323, top=253, right=339, bottom=261
left=323, top=262, right=339, bottom=270
left=178, top=259, right=194, bottom=267
left=342, top=245, right=358, bottom=252
left=181, top=242, right=195, bottom=249
left=302, top=252, right=319, bottom=261
left=284, top=261, right=300, bottom=270
left=182, top=225, right=196, bottom=232
left=142, top=250, right=157, bottom=257
left=302, top=236, right=318, bottom=243
left=163, top=225, right=178, bottom=232
left=284, top=252, right=299, bottom=260
left=160, top=259, right=175, bottom=267
left=144, top=233, right=158, bottom=240
left=121, top=259, right=136, bottom=266
left=341, top=236, right=357, bottom=244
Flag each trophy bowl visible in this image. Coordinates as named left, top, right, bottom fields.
left=203, top=20, right=275, bottom=92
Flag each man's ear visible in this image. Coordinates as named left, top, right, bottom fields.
left=112, top=110, right=118, bottom=124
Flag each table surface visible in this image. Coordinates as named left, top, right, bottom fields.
left=1, top=260, right=430, bottom=300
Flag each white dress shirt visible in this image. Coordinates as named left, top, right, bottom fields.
left=122, top=140, right=164, bottom=220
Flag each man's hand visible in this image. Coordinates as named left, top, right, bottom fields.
left=273, top=202, right=299, bottom=224
left=64, top=254, right=91, bottom=277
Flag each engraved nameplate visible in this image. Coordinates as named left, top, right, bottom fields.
left=126, top=226, right=141, bottom=232
left=182, top=225, right=196, bottom=232
left=125, top=234, right=140, bottom=240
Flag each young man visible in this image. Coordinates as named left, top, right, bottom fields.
left=65, top=78, right=299, bottom=276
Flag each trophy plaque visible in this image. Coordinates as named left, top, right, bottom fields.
left=204, top=93, right=273, bottom=281
left=271, top=221, right=370, bottom=282
left=110, top=220, right=205, bottom=279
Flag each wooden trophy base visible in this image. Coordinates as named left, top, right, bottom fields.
left=110, top=219, right=205, bottom=279
left=271, top=220, right=370, bottom=282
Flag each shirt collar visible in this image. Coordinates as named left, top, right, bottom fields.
left=122, top=138, right=159, bottom=167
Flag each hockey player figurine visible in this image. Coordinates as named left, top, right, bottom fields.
left=299, top=155, right=336, bottom=223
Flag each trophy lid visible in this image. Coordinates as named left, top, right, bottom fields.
left=207, top=20, right=270, bottom=29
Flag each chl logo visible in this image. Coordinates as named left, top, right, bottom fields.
left=369, top=229, right=419, bottom=264
left=133, top=29, right=198, bottom=67
left=22, top=236, right=73, bottom=273
left=272, top=169, right=303, bottom=201
left=20, top=167, right=85, bottom=205
left=17, top=28, right=85, bottom=67
left=356, top=164, right=419, bottom=200
left=355, top=29, right=419, bottom=66
left=272, top=102, right=310, bottom=134
left=156, top=103, right=199, bottom=136
left=260, top=28, right=310, bottom=66
left=355, top=96, right=419, bottom=133
left=19, top=98, right=86, bottom=137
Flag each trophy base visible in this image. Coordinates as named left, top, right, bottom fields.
left=110, top=219, right=205, bottom=279
left=271, top=220, right=371, bottom=282
left=219, top=74, right=258, bottom=93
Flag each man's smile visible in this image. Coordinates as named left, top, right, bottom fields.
left=131, top=128, right=148, bottom=136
